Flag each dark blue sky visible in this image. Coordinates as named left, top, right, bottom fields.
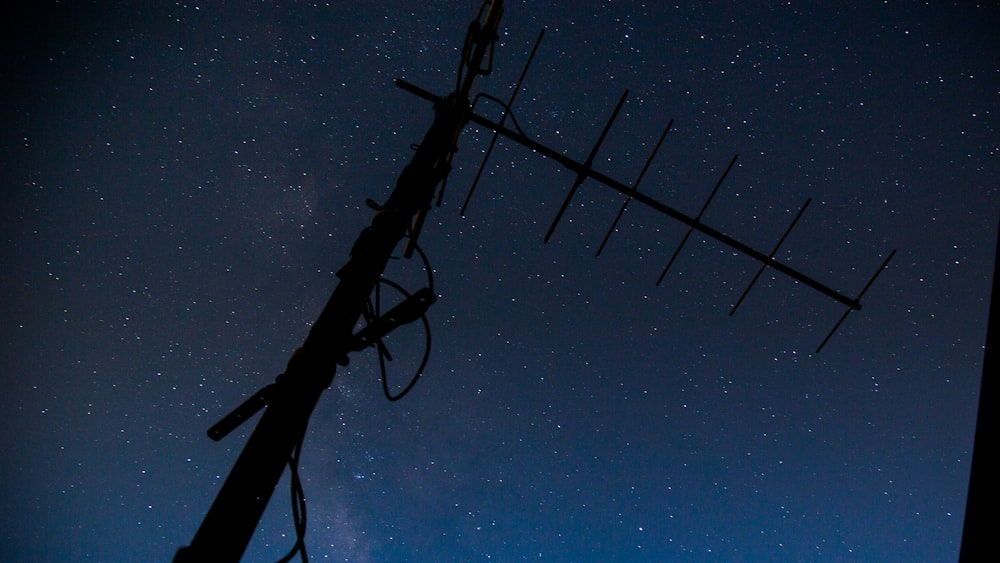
left=2, top=1, right=997, bottom=561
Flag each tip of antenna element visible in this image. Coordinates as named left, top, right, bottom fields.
left=815, top=249, right=896, bottom=353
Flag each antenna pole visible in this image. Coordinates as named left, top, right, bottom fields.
left=174, top=2, right=504, bottom=560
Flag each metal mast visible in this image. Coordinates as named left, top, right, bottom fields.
left=174, top=2, right=505, bottom=560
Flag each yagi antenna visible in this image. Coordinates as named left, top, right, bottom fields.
left=397, top=30, right=895, bottom=353
left=178, top=4, right=898, bottom=560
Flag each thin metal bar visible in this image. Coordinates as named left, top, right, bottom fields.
left=207, top=384, right=275, bottom=442
left=815, top=249, right=896, bottom=353
left=729, top=198, right=811, bottom=316
left=461, top=28, right=545, bottom=216
left=815, top=307, right=852, bottom=355
left=544, top=89, right=629, bottom=243
left=854, top=249, right=896, bottom=302
left=656, top=154, right=738, bottom=285
left=396, top=78, right=443, bottom=102
left=596, top=119, right=673, bottom=257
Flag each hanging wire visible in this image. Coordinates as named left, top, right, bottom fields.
left=362, top=238, right=435, bottom=401
left=409, top=238, right=435, bottom=293
left=371, top=277, right=433, bottom=401
left=472, top=92, right=528, bottom=137
left=273, top=241, right=434, bottom=561
left=276, top=435, right=308, bottom=563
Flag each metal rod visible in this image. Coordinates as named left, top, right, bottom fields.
left=461, top=28, right=545, bottom=216
left=657, top=154, right=738, bottom=285
left=596, top=119, right=673, bottom=257
left=729, top=198, right=811, bottom=316
left=207, top=384, right=275, bottom=442
left=815, top=249, right=896, bottom=353
left=544, top=89, right=629, bottom=243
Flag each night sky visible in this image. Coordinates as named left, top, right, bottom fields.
left=2, top=1, right=997, bottom=561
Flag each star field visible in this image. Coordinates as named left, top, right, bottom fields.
left=2, top=1, right=997, bottom=561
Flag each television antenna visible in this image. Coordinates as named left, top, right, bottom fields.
left=175, top=1, right=894, bottom=559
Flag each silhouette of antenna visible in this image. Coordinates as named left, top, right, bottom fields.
left=398, top=37, right=894, bottom=352
left=176, top=2, right=895, bottom=559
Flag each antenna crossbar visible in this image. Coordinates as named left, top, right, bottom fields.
left=816, top=249, right=896, bottom=353
left=544, top=89, right=630, bottom=243
left=729, top=197, right=812, bottom=316
left=461, top=29, right=545, bottom=216
left=657, top=153, right=738, bottom=285
left=596, top=119, right=674, bottom=257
